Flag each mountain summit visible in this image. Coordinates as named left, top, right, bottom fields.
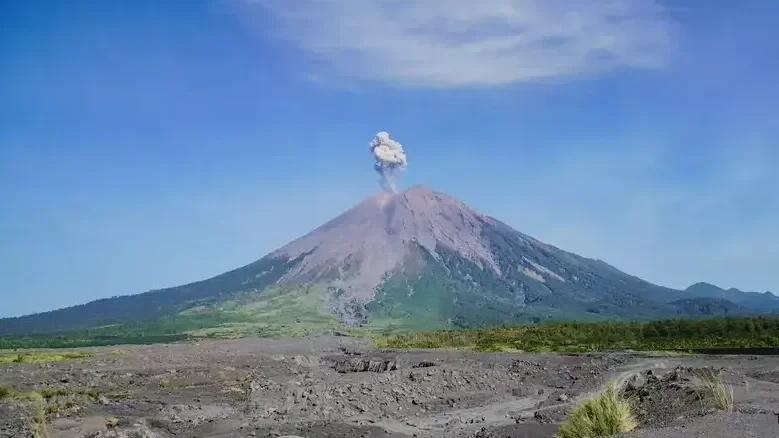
left=272, top=186, right=499, bottom=300
left=1, top=186, right=775, bottom=335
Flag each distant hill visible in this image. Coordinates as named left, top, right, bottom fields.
left=670, top=297, right=753, bottom=316
left=0, top=186, right=773, bottom=337
left=684, top=282, right=779, bottom=312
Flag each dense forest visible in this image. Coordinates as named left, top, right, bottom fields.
left=376, top=316, right=779, bottom=352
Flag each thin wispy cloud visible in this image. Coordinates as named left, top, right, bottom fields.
left=249, top=0, right=675, bottom=87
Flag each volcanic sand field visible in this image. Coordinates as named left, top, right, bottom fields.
left=2, top=336, right=779, bottom=438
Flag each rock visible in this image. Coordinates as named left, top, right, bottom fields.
left=511, top=387, right=533, bottom=397
left=533, top=411, right=552, bottom=424
left=647, top=373, right=659, bottom=382
left=98, top=396, right=110, bottom=405
left=626, top=374, right=646, bottom=391
left=558, top=394, right=569, bottom=402
left=333, top=359, right=397, bottom=373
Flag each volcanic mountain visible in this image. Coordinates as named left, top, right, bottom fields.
left=1, top=186, right=774, bottom=335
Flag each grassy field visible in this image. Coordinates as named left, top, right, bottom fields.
left=0, top=351, right=93, bottom=364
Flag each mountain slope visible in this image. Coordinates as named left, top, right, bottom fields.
left=0, top=254, right=303, bottom=334
left=669, top=297, right=754, bottom=316
left=0, top=186, right=770, bottom=335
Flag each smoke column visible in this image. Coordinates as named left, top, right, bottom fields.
left=369, top=131, right=408, bottom=193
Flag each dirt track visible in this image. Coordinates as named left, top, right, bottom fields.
left=1, top=336, right=778, bottom=438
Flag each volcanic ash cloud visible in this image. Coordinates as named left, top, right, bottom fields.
left=369, top=131, right=407, bottom=193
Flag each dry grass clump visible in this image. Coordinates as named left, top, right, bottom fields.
left=699, top=369, right=734, bottom=412
left=557, top=381, right=637, bottom=438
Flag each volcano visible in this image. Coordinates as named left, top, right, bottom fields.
left=1, top=186, right=776, bottom=335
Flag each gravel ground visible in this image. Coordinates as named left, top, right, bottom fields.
left=616, top=412, right=779, bottom=438
left=1, top=336, right=778, bottom=438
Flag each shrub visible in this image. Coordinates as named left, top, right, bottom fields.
left=28, top=398, right=48, bottom=438
left=84, top=387, right=100, bottom=401
left=557, top=382, right=636, bottom=438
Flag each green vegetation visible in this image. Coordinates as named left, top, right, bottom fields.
left=375, top=316, right=779, bottom=352
left=366, top=246, right=568, bottom=330
left=700, top=369, right=734, bottom=412
left=0, top=351, right=93, bottom=363
left=3, top=311, right=779, bottom=352
left=183, top=285, right=342, bottom=338
left=84, top=387, right=100, bottom=401
left=557, top=382, right=636, bottom=438
left=158, top=379, right=169, bottom=388
left=0, top=328, right=189, bottom=350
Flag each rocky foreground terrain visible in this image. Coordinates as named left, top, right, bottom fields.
left=2, top=337, right=779, bottom=438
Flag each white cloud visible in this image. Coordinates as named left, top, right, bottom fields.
left=249, top=0, right=674, bottom=87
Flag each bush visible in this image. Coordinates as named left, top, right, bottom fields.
left=557, top=382, right=636, bottom=438
left=84, top=387, right=100, bottom=400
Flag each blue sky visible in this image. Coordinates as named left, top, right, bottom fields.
left=1, top=0, right=777, bottom=318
